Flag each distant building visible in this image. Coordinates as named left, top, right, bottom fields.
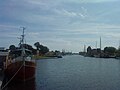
left=0, top=47, right=6, bottom=51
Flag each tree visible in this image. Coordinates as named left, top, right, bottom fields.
left=34, top=42, right=40, bottom=50
left=104, top=47, right=116, bottom=55
left=87, top=46, right=92, bottom=56
left=34, top=42, right=49, bottom=55
left=9, top=45, right=16, bottom=51
left=39, top=45, right=49, bottom=54
left=87, top=46, right=92, bottom=53
left=22, top=44, right=37, bottom=54
left=116, top=49, right=120, bottom=57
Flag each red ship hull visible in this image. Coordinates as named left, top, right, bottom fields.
left=5, top=61, right=36, bottom=82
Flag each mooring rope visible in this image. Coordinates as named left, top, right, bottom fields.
left=1, top=62, right=24, bottom=90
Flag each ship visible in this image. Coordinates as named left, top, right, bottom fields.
left=4, top=27, right=36, bottom=82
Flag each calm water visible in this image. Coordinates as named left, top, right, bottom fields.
left=4, top=55, right=120, bottom=90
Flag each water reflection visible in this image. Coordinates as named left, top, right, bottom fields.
left=2, top=55, right=120, bottom=90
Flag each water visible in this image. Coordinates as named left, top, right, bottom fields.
left=4, top=55, right=120, bottom=90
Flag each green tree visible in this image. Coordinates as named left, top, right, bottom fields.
left=39, top=45, right=49, bottom=54
left=115, top=48, right=120, bottom=57
left=104, top=47, right=116, bottom=55
left=34, top=42, right=49, bottom=55
left=21, top=44, right=37, bottom=55
left=87, top=46, right=92, bottom=56
left=34, top=42, right=40, bottom=50
left=87, top=46, right=92, bottom=53
left=9, top=45, right=16, bottom=51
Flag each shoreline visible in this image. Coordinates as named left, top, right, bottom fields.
left=33, top=55, right=62, bottom=60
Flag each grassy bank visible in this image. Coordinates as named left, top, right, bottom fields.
left=33, top=55, right=54, bottom=60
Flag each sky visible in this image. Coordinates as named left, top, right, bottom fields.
left=0, top=0, right=120, bottom=52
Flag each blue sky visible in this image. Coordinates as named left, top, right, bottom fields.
left=0, top=0, right=120, bottom=52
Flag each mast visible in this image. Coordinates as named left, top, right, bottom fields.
left=20, top=27, right=26, bottom=82
left=21, top=27, right=25, bottom=45
left=20, top=27, right=26, bottom=57
left=100, top=37, right=101, bottom=57
left=100, top=37, right=101, bottom=50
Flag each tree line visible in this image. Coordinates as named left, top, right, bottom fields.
left=9, top=42, right=49, bottom=55
left=85, top=46, right=120, bottom=58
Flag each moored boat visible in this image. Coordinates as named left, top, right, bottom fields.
left=4, top=27, right=36, bottom=82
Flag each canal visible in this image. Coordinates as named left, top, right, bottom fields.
left=4, top=55, right=120, bottom=90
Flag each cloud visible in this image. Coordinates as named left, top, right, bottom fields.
left=25, top=0, right=118, bottom=5
left=0, top=24, right=18, bottom=31
left=55, top=8, right=87, bottom=19
left=0, top=0, right=120, bottom=52
left=64, top=0, right=118, bottom=3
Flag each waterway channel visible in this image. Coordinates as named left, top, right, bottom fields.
left=4, top=55, right=120, bottom=90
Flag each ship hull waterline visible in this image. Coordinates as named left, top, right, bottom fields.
left=4, top=61, right=36, bottom=82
